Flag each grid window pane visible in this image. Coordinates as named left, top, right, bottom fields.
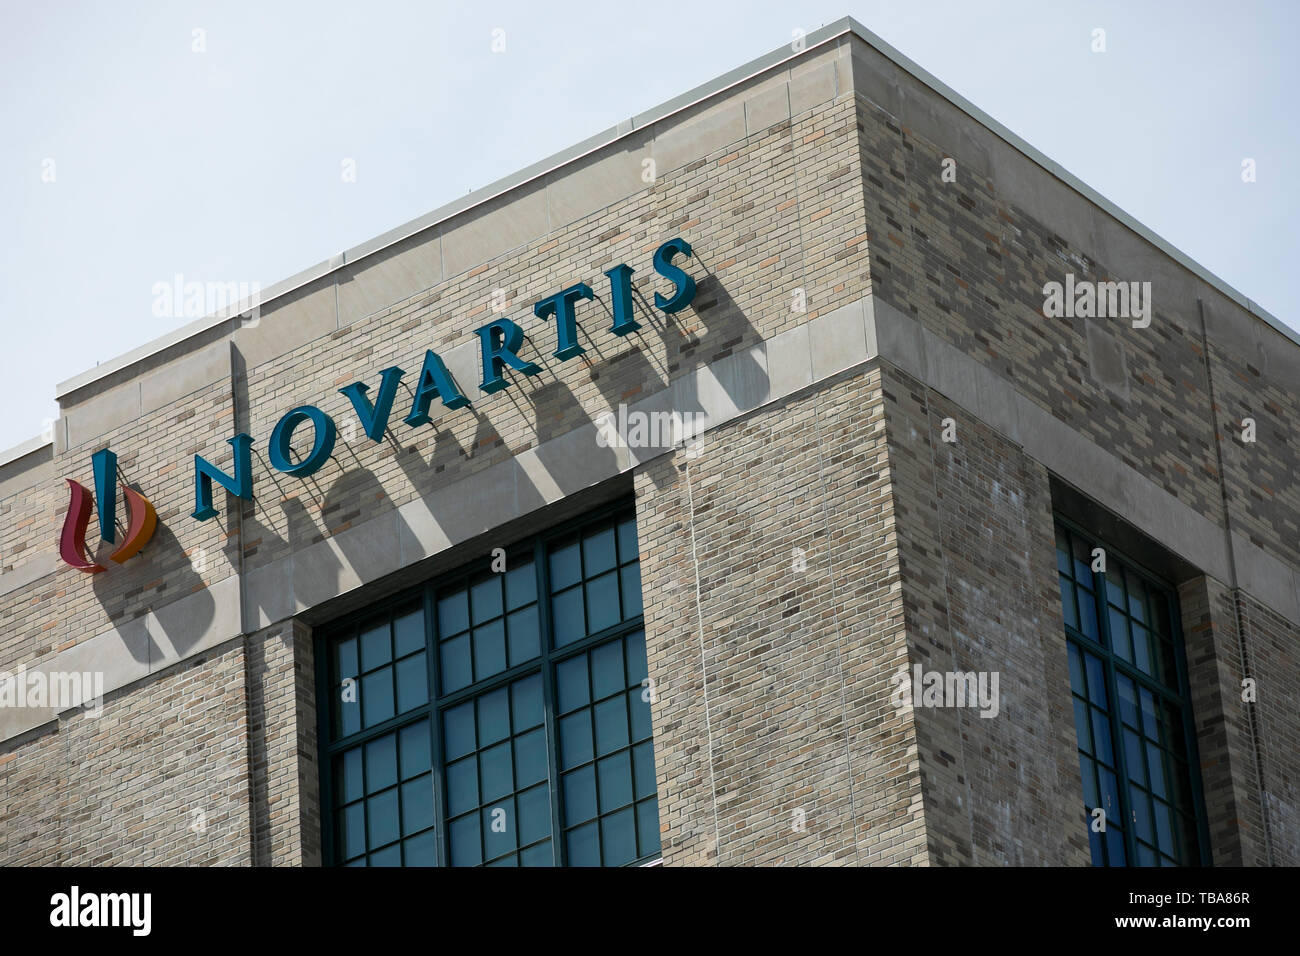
left=1055, top=520, right=1205, bottom=868
left=323, top=505, right=656, bottom=867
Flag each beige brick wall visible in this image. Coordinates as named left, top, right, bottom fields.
left=635, top=365, right=927, bottom=865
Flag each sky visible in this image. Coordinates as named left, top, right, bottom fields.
left=1, top=0, right=1296, bottom=453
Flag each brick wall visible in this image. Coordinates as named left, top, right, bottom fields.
left=635, top=365, right=927, bottom=865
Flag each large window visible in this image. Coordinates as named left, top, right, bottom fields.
left=318, top=502, right=660, bottom=866
left=1055, top=519, right=1210, bottom=866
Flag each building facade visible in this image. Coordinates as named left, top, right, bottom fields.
left=1, top=19, right=1295, bottom=866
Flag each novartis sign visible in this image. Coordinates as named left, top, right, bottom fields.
left=58, top=238, right=697, bottom=571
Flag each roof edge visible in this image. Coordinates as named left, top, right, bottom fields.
left=54, top=14, right=1295, bottom=401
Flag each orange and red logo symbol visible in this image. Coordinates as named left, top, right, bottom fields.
left=58, top=448, right=157, bottom=573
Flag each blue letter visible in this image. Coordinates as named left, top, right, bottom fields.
left=91, top=447, right=117, bottom=542
left=340, top=366, right=405, bottom=442
left=652, top=237, right=696, bottom=313
left=475, top=318, right=541, bottom=394
left=534, top=282, right=594, bottom=360
left=604, top=264, right=639, bottom=335
left=404, top=350, right=470, bottom=426
left=269, top=406, right=336, bottom=478
left=192, top=434, right=253, bottom=521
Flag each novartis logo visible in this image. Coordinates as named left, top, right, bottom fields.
left=54, top=237, right=699, bottom=572
left=58, top=448, right=157, bottom=573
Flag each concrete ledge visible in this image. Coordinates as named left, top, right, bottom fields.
left=0, top=437, right=54, bottom=503
left=6, top=290, right=1295, bottom=746
left=0, top=551, right=59, bottom=598
left=0, top=573, right=242, bottom=742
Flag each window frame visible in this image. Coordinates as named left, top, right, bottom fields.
left=314, top=498, right=655, bottom=867
left=1054, top=514, right=1213, bottom=867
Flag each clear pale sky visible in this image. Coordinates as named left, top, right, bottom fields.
left=2, top=0, right=1295, bottom=453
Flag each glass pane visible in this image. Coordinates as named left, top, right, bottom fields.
left=600, top=807, right=637, bottom=866
left=1067, top=644, right=1085, bottom=696
left=483, top=805, right=514, bottom=861
left=341, top=802, right=365, bottom=860
left=591, top=639, right=625, bottom=700
left=438, top=590, right=469, bottom=637
left=479, top=741, right=513, bottom=803
left=404, top=829, right=437, bottom=866
left=1116, top=674, right=1139, bottom=729
left=516, top=783, right=551, bottom=846
left=549, top=539, right=581, bottom=591
left=399, top=720, right=431, bottom=779
left=365, top=734, right=398, bottom=794
left=395, top=653, right=428, bottom=714
left=402, top=776, right=435, bottom=833
left=1072, top=698, right=1092, bottom=754
left=556, top=655, right=590, bottom=714
left=1059, top=576, right=1078, bottom=630
left=520, top=841, right=553, bottom=867
left=1105, top=563, right=1126, bottom=608
left=336, top=637, right=359, bottom=680
left=394, top=608, right=424, bottom=657
left=629, top=687, right=653, bottom=742
left=505, top=561, right=536, bottom=611
left=477, top=686, right=510, bottom=746
left=1078, top=753, right=1099, bottom=808
left=625, top=632, right=648, bottom=685
left=560, top=711, right=594, bottom=768
left=443, top=701, right=476, bottom=761
left=1147, top=743, right=1167, bottom=799
left=583, top=526, right=617, bottom=576
left=338, top=687, right=361, bottom=737
left=616, top=567, right=642, bottom=621
left=369, top=844, right=400, bottom=867
left=367, top=789, right=400, bottom=849
left=471, top=575, right=504, bottom=625
left=1077, top=588, right=1099, bottom=641
left=1091, top=708, right=1113, bottom=767
left=1132, top=625, right=1152, bottom=676
left=440, top=635, right=472, bottom=693
left=617, top=517, right=638, bottom=565
left=1109, top=607, right=1131, bottom=661
left=597, top=750, right=633, bottom=813
left=1124, top=729, right=1146, bottom=787
left=595, top=697, right=630, bottom=757
left=514, top=727, right=548, bottom=788
left=361, top=669, right=395, bottom=728
left=339, top=748, right=364, bottom=803
left=359, top=622, right=390, bottom=672
left=506, top=606, right=540, bottom=666
left=472, top=619, right=507, bottom=681
left=566, top=821, right=599, bottom=866
left=551, top=587, right=585, bottom=646
left=1131, top=792, right=1154, bottom=844
left=511, top=674, right=543, bottom=732
left=636, top=798, right=660, bottom=857
left=1105, top=824, right=1126, bottom=865
left=633, top=740, right=657, bottom=800
left=445, top=756, right=478, bottom=817
left=1071, top=535, right=1093, bottom=583
left=1056, top=525, right=1072, bottom=576
left=1140, top=690, right=1161, bottom=742
left=449, top=814, right=481, bottom=866
left=1099, top=768, right=1121, bottom=823
left=562, top=765, right=597, bottom=826
left=1127, top=570, right=1148, bottom=624
left=1084, top=654, right=1107, bottom=707
left=1088, top=823, right=1104, bottom=866
left=586, top=571, right=621, bottom=633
